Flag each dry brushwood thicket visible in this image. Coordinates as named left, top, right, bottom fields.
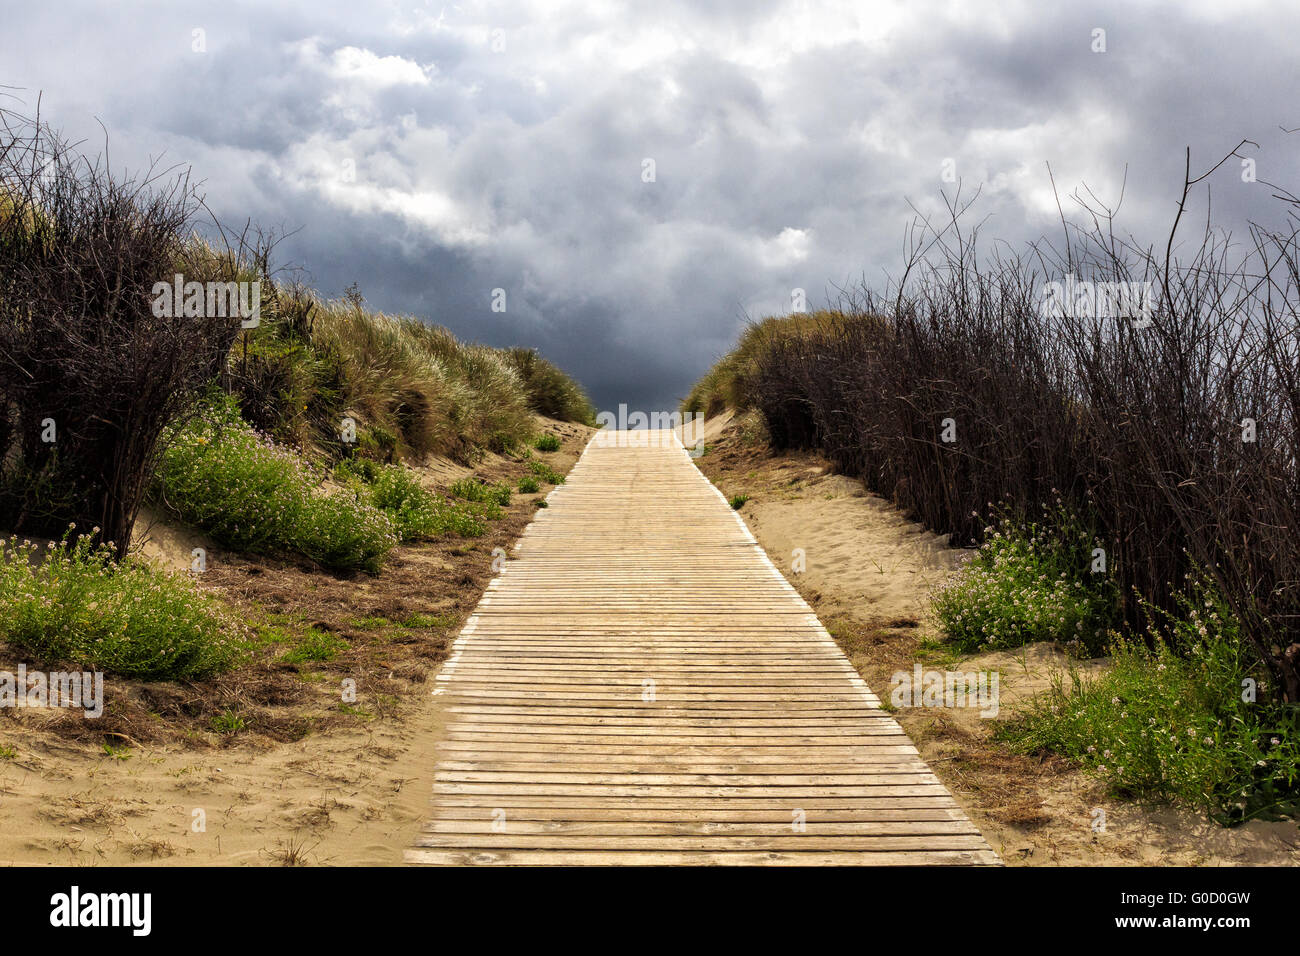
left=688, top=148, right=1300, bottom=708
left=0, top=109, right=272, bottom=558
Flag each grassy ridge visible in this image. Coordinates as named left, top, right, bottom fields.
left=227, top=282, right=594, bottom=465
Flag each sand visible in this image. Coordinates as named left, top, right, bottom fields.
left=0, top=696, right=446, bottom=865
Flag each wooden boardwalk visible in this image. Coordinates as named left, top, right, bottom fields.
left=407, top=430, right=998, bottom=866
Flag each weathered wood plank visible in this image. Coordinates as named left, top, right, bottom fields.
left=409, top=429, right=997, bottom=867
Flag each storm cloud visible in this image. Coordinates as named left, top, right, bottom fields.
left=3, top=0, right=1298, bottom=411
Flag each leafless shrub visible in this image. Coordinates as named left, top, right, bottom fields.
left=0, top=108, right=267, bottom=556
left=751, top=151, right=1300, bottom=702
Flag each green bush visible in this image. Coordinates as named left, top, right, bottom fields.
left=154, top=397, right=398, bottom=572
left=370, top=465, right=491, bottom=538
left=533, top=434, right=561, bottom=452
left=518, top=476, right=540, bottom=494
left=336, top=459, right=496, bottom=539
left=933, top=509, right=1118, bottom=654
left=0, top=533, right=242, bottom=680
left=527, top=460, right=564, bottom=485
left=334, top=457, right=381, bottom=485
left=450, top=477, right=510, bottom=509
left=1001, top=579, right=1300, bottom=824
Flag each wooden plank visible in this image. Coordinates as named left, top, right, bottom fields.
left=426, top=806, right=969, bottom=822
left=409, top=429, right=997, bottom=867
left=424, top=795, right=965, bottom=811
left=405, top=848, right=999, bottom=866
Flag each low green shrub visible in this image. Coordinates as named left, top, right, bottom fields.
left=336, top=460, right=492, bottom=539
left=933, top=508, right=1118, bottom=654
left=211, top=710, right=247, bottom=734
left=533, top=434, right=561, bottom=452
left=334, top=457, right=381, bottom=485
left=154, top=397, right=398, bottom=572
left=450, top=477, right=511, bottom=509
left=729, top=493, right=750, bottom=510
left=1001, top=579, right=1300, bottom=825
left=0, top=532, right=242, bottom=680
left=518, top=476, right=540, bottom=494
left=527, top=460, right=564, bottom=485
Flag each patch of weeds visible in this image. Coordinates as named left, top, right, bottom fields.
left=255, top=624, right=296, bottom=646
left=533, top=434, right=561, bottom=452
left=210, top=710, right=247, bottom=735
left=518, top=475, right=540, bottom=494
left=932, top=506, right=1118, bottom=654
left=527, top=460, right=564, bottom=485
left=1001, top=581, right=1300, bottom=825
left=0, top=531, right=242, bottom=680
left=0, top=744, right=16, bottom=760
left=348, top=615, right=392, bottom=630
left=363, top=463, right=494, bottom=539
left=450, top=477, right=511, bottom=508
left=915, top=636, right=967, bottom=669
left=265, top=837, right=319, bottom=866
left=338, top=702, right=375, bottom=720
left=402, top=612, right=456, bottom=629
left=729, top=493, right=750, bottom=510
left=101, top=742, right=131, bottom=761
left=281, top=627, right=349, bottom=665
left=155, top=395, right=398, bottom=572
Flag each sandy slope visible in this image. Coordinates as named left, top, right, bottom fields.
left=0, top=695, right=446, bottom=865
left=0, top=417, right=591, bottom=866
left=694, top=412, right=1300, bottom=866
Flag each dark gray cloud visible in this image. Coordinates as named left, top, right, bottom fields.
left=3, top=0, right=1299, bottom=412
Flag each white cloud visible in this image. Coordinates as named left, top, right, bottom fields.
left=756, top=227, right=813, bottom=268
left=329, top=45, right=434, bottom=86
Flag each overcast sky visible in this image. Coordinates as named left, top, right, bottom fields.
left=3, top=0, right=1299, bottom=412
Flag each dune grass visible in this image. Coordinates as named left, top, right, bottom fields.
left=226, top=284, right=591, bottom=467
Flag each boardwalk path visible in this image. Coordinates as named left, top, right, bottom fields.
left=407, top=430, right=998, bottom=865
